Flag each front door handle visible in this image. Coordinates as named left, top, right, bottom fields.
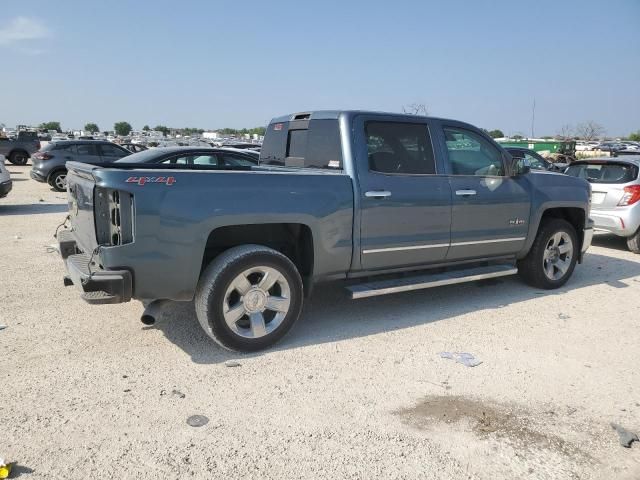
left=365, top=190, right=392, bottom=199
left=455, top=189, right=477, bottom=196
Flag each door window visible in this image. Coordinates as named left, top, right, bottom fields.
left=221, top=154, right=256, bottom=166
left=365, top=121, right=435, bottom=174
left=443, top=127, right=504, bottom=176
left=100, top=144, right=127, bottom=158
left=75, top=144, right=98, bottom=156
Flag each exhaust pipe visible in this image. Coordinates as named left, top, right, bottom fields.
left=141, top=299, right=171, bottom=325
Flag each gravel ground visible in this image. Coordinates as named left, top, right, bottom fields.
left=1, top=165, right=639, bottom=479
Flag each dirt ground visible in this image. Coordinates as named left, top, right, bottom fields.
left=1, top=164, right=639, bottom=479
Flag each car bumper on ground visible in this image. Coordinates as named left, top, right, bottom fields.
left=590, top=208, right=640, bottom=237
left=30, top=169, right=47, bottom=183
left=58, top=229, right=132, bottom=304
left=0, top=180, right=12, bottom=198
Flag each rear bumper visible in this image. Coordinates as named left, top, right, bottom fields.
left=30, top=169, right=47, bottom=183
left=590, top=207, right=640, bottom=237
left=58, top=229, right=132, bottom=304
left=0, top=180, right=12, bottom=198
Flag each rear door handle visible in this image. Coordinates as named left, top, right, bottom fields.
left=365, top=190, right=392, bottom=199
left=455, top=189, right=477, bottom=196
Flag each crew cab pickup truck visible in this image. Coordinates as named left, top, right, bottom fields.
left=0, top=131, right=40, bottom=165
left=57, top=111, right=593, bottom=351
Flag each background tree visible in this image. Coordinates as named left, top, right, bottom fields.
left=628, top=131, right=640, bottom=142
left=488, top=129, right=504, bottom=138
left=84, top=123, right=99, bottom=133
left=142, top=125, right=150, bottom=132
left=114, top=121, right=133, bottom=136
left=402, top=103, right=428, bottom=115
left=575, top=121, right=605, bottom=140
left=154, top=125, right=170, bottom=136
left=555, top=124, right=574, bottom=140
left=39, top=121, right=61, bottom=132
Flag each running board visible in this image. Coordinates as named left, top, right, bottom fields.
left=347, top=264, right=518, bottom=299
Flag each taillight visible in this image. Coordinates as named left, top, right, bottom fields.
left=618, top=185, right=640, bottom=206
left=33, top=152, right=53, bottom=160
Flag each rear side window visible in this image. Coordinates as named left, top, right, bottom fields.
left=100, top=144, right=127, bottom=157
left=366, top=121, right=435, bottom=174
left=565, top=163, right=638, bottom=184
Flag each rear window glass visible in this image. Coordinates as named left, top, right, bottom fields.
left=287, top=130, right=308, bottom=158
left=565, top=162, right=638, bottom=184
left=260, top=119, right=342, bottom=169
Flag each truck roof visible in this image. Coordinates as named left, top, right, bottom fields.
left=268, top=110, right=474, bottom=126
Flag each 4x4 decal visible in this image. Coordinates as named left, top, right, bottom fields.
left=125, top=176, right=176, bottom=186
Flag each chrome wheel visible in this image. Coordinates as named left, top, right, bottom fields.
left=543, top=231, right=573, bottom=281
left=54, top=173, right=67, bottom=190
left=223, top=266, right=291, bottom=339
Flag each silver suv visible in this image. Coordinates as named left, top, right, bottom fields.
left=30, top=140, right=130, bottom=191
left=565, top=156, right=640, bottom=252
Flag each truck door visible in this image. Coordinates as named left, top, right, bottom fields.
left=437, top=124, right=530, bottom=261
left=354, top=116, right=452, bottom=271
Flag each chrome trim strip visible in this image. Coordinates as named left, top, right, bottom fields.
left=363, top=237, right=526, bottom=254
left=362, top=243, right=449, bottom=254
left=450, top=237, right=526, bottom=247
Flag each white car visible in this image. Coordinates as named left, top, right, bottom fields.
left=0, top=154, right=12, bottom=198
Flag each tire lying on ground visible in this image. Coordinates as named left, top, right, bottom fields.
left=195, top=244, right=304, bottom=352
left=518, top=218, right=578, bottom=289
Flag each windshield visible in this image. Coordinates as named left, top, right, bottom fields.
left=565, top=162, right=638, bottom=184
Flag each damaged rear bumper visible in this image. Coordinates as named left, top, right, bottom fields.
left=58, top=229, right=132, bottom=304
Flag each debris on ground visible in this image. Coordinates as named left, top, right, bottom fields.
left=186, top=415, right=209, bottom=427
left=0, top=325, right=6, bottom=331
left=45, top=243, right=59, bottom=253
left=172, top=389, right=186, bottom=399
left=558, top=313, right=571, bottom=320
left=439, top=352, right=483, bottom=367
left=225, top=360, right=241, bottom=368
left=13, top=234, right=21, bottom=240
left=611, top=423, right=639, bottom=448
left=0, top=457, right=13, bottom=479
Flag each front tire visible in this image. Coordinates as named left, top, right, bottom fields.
left=195, top=245, right=304, bottom=352
left=49, top=170, right=67, bottom=192
left=518, top=218, right=578, bottom=289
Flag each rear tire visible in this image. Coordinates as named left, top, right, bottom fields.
left=9, top=151, right=28, bottom=165
left=626, top=230, right=640, bottom=254
left=49, top=170, right=67, bottom=192
left=195, top=244, right=304, bottom=352
left=518, top=218, right=578, bottom=289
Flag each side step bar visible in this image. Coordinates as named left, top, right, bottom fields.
left=346, top=264, right=518, bottom=299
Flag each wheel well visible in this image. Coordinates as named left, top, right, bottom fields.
left=201, top=223, right=314, bottom=277
left=540, top=207, right=585, bottom=245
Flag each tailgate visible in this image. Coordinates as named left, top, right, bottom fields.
left=66, top=162, right=100, bottom=252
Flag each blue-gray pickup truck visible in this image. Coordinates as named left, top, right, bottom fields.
left=58, top=111, right=593, bottom=351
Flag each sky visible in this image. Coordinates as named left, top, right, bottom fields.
left=1, top=0, right=639, bottom=136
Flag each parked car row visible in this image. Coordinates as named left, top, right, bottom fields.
left=576, top=141, right=640, bottom=154
left=28, top=139, right=260, bottom=191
